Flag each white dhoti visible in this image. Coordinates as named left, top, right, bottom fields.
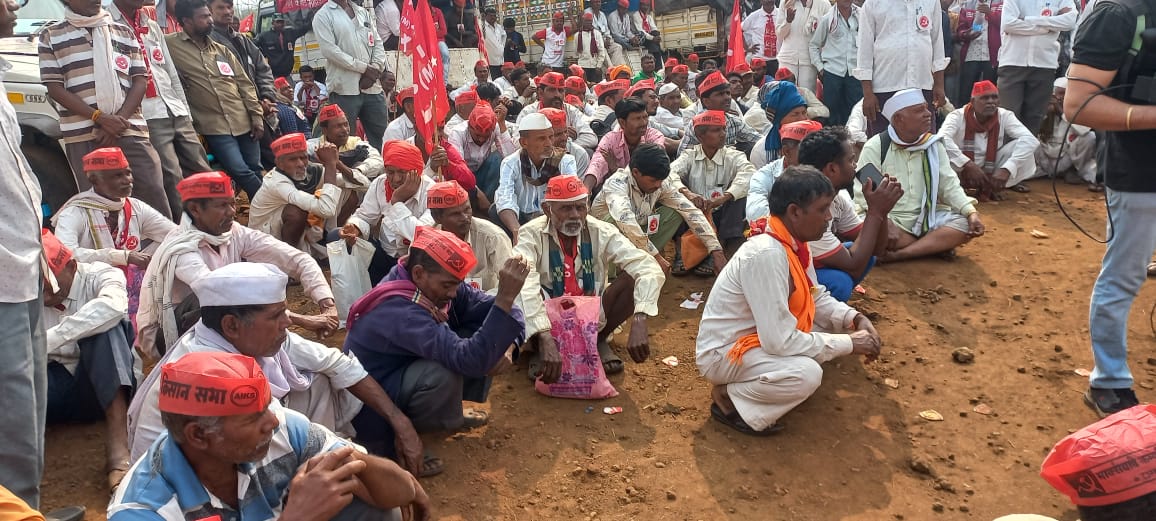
left=992, top=140, right=1038, bottom=187
left=1035, top=131, right=1097, bottom=184
left=284, top=373, right=363, bottom=438
left=604, top=38, right=627, bottom=67
left=697, top=343, right=833, bottom=432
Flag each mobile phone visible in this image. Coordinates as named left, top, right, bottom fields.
left=856, top=163, right=884, bottom=189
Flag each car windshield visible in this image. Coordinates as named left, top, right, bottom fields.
left=13, top=1, right=67, bottom=36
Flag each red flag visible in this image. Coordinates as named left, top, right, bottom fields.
left=238, top=13, right=255, bottom=34
left=725, top=0, right=745, bottom=73
left=399, top=0, right=416, bottom=55
left=475, top=12, right=489, bottom=63
left=411, top=0, right=450, bottom=155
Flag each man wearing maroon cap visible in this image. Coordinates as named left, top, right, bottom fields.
left=345, top=228, right=528, bottom=465
left=516, top=72, right=598, bottom=153
left=938, top=80, right=1040, bottom=200
left=114, top=351, right=430, bottom=521
left=514, top=175, right=665, bottom=377
left=248, top=133, right=346, bottom=252
left=533, top=12, right=573, bottom=72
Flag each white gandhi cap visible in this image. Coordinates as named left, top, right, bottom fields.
left=658, top=83, right=679, bottom=96
left=520, top=112, right=552, bottom=132
left=191, top=262, right=289, bottom=307
left=881, top=88, right=928, bottom=121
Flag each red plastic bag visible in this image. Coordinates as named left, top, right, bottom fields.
left=534, top=296, right=618, bottom=400
left=1040, top=404, right=1156, bottom=507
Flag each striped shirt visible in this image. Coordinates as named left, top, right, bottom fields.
left=110, top=405, right=347, bottom=521
left=38, top=20, right=149, bottom=145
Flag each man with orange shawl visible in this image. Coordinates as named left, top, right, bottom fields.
left=695, top=167, right=882, bottom=436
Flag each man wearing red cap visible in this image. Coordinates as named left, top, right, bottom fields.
left=665, top=64, right=694, bottom=107
left=40, top=231, right=136, bottom=491
left=590, top=79, right=630, bottom=136
left=629, top=80, right=683, bottom=141
left=517, top=72, right=598, bottom=153
left=248, top=133, right=345, bottom=251
left=383, top=87, right=418, bottom=142
left=494, top=114, right=580, bottom=237
left=137, top=171, right=338, bottom=357
left=632, top=54, right=661, bottom=84
left=633, top=0, right=663, bottom=65
left=591, top=142, right=725, bottom=276
left=767, top=68, right=830, bottom=122
left=543, top=107, right=592, bottom=180
left=481, top=7, right=505, bottom=79
left=742, top=0, right=781, bottom=70
left=747, top=119, right=824, bottom=220
left=514, top=175, right=665, bottom=378
left=446, top=89, right=479, bottom=131
left=345, top=228, right=529, bottom=464
left=53, top=148, right=177, bottom=274
left=340, top=141, right=436, bottom=283
left=450, top=60, right=492, bottom=102
left=584, top=0, right=627, bottom=68
left=575, top=12, right=610, bottom=82
left=608, top=0, right=641, bottom=54
left=938, top=80, right=1040, bottom=200
left=655, top=83, right=688, bottom=134
left=447, top=103, right=519, bottom=200
left=427, top=181, right=511, bottom=292
left=306, top=103, right=386, bottom=198
left=564, top=77, right=593, bottom=116
left=586, top=98, right=673, bottom=191
left=115, top=351, right=430, bottom=520
left=669, top=111, right=756, bottom=275
left=533, top=13, right=573, bottom=72
left=492, top=61, right=517, bottom=93
left=678, top=71, right=763, bottom=156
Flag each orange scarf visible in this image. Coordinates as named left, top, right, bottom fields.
left=726, top=215, right=816, bottom=365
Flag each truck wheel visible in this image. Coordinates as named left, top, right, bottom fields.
left=21, top=141, right=79, bottom=215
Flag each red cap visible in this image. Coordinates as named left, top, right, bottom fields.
left=82, top=147, right=129, bottom=172
left=397, top=86, right=416, bottom=104
left=617, top=0, right=629, bottom=7
left=502, top=61, right=515, bottom=71
left=539, top=107, right=568, bottom=129
left=664, top=57, right=679, bottom=69
left=733, top=63, right=753, bottom=76
left=627, top=78, right=656, bottom=97
left=751, top=58, right=766, bottom=68
left=456, top=90, right=479, bottom=106
left=692, top=110, right=727, bottom=128
left=698, top=71, right=727, bottom=95
left=474, top=59, right=487, bottom=69
left=158, top=352, right=272, bottom=417
left=582, top=12, right=594, bottom=20
left=178, top=172, right=234, bottom=202
left=516, top=60, right=526, bottom=69
left=411, top=226, right=477, bottom=280
left=779, top=120, right=823, bottom=142
left=318, top=104, right=345, bottom=123
left=271, top=133, right=308, bottom=158
left=594, top=79, right=629, bottom=98
left=274, top=77, right=291, bottom=90
left=566, top=94, right=583, bottom=107
left=971, top=80, right=998, bottom=98
left=774, top=67, right=794, bottom=81
left=468, top=104, right=497, bottom=133
left=671, top=65, right=689, bottom=75
left=42, top=229, right=73, bottom=277
left=569, top=64, right=585, bottom=79
left=381, top=140, right=426, bottom=173
left=427, top=180, right=470, bottom=209
left=537, top=72, right=566, bottom=89
left=553, top=11, right=564, bottom=20
left=1041, top=404, right=1156, bottom=507
left=565, top=75, right=587, bottom=94
left=687, top=53, right=699, bottom=62
left=545, top=175, right=588, bottom=202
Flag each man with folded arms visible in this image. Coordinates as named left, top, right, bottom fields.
left=696, top=168, right=882, bottom=436
left=247, top=133, right=344, bottom=253
left=514, top=176, right=664, bottom=377
left=306, top=104, right=385, bottom=222
left=112, top=351, right=430, bottom=520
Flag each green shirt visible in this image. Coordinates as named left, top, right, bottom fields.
left=631, top=71, right=662, bottom=84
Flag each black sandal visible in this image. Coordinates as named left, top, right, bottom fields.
left=671, top=257, right=689, bottom=277
left=598, top=337, right=624, bottom=375
left=418, top=453, right=445, bottom=478
left=710, top=403, right=784, bottom=437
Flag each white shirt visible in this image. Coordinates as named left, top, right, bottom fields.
left=538, top=26, right=570, bottom=67
left=775, top=0, right=832, bottom=66
left=44, top=261, right=128, bottom=374
left=746, top=157, right=783, bottom=221
left=575, top=29, right=610, bottom=69
left=999, top=0, right=1077, bottom=69
left=0, top=58, right=45, bottom=303
left=696, top=234, right=856, bottom=362
left=495, top=152, right=578, bottom=216
left=383, top=115, right=417, bottom=142
left=109, top=5, right=192, bottom=119
left=313, top=0, right=385, bottom=95
left=586, top=8, right=612, bottom=38
left=347, top=174, right=435, bottom=257
left=246, top=168, right=344, bottom=239
left=854, top=0, right=949, bottom=92
left=482, top=20, right=506, bottom=66
left=446, top=122, right=519, bottom=171
left=809, top=5, right=860, bottom=76
left=293, top=81, right=329, bottom=101
left=375, top=0, right=401, bottom=43
left=53, top=192, right=176, bottom=266
left=811, top=191, right=864, bottom=260
left=668, top=145, right=756, bottom=200
left=633, top=10, right=660, bottom=40
left=742, top=8, right=780, bottom=60
left=847, top=99, right=868, bottom=143
left=608, top=10, right=637, bottom=44
left=938, top=106, right=1041, bottom=180
left=654, top=106, right=686, bottom=133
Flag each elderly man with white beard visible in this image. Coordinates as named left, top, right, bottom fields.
left=513, top=175, right=665, bottom=378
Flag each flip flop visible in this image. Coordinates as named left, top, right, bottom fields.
left=671, top=257, right=689, bottom=277
left=598, top=337, right=624, bottom=375
left=692, top=262, right=715, bottom=277
left=460, top=408, right=489, bottom=430
left=418, top=453, right=445, bottom=478
left=1088, top=183, right=1105, bottom=193
left=710, top=403, right=784, bottom=437
left=108, top=464, right=130, bottom=494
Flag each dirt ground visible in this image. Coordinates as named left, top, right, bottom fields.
left=41, top=180, right=1156, bottom=521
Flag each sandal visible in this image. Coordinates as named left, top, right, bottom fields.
left=1148, top=261, right=1156, bottom=278
left=692, top=262, right=715, bottom=277
left=671, top=257, right=688, bottom=277
left=710, top=403, right=784, bottom=437
left=108, top=462, right=130, bottom=493
left=1009, top=183, right=1030, bottom=193
left=418, top=453, right=445, bottom=478
left=460, top=408, right=489, bottom=430
left=598, top=337, right=624, bottom=375
left=526, top=352, right=542, bottom=381
left=1088, top=182, right=1105, bottom=193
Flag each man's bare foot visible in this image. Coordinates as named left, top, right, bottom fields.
left=711, top=384, right=736, bottom=415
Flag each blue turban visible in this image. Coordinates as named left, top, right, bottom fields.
left=759, top=81, right=808, bottom=157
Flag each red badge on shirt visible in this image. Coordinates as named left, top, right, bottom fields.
left=125, top=236, right=140, bottom=250
left=918, top=15, right=930, bottom=29
left=1041, top=8, right=1053, bottom=15
left=151, top=47, right=165, bottom=65
left=114, top=54, right=130, bottom=73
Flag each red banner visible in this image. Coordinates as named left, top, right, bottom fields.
left=475, top=12, right=489, bottom=63
left=725, top=0, right=745, bottom=72
left=411, top=0, right=450, bottom=154
left=238, top=13, right=254, bottom=33
left=274, top=0, right=327, bottom=13
left=399, top=0, right=416, bottom=55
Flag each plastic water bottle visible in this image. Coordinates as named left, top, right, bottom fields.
left=972, top=0, right=987, bottom=32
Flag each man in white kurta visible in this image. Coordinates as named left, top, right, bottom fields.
left=428, top=180, right=512, bottom=292
left=446, top=103, right=520, bottom=199
left=247, top=133, right=343, bottom=250
left=585, top=0, right=627, bottom=66
left=341, top=141, right=435, bottom=271
left=773, top=0, right=831, bottom=93
left=937, top=80, right=1040, bottom=198
left=696, top=168, right=880, bottom=435
left=494, top=113, right=579, bottom=235
left=1035, top=77, right=1097, bottom=186
left=305, top=104, right=385, bottom=224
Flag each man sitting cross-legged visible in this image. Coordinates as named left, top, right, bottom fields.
left=853, top=89, right=987, bottom=263
left=41, top=231, right=136, bottom=492
left=112, top=351, right=430, bottom=521
left=306, top=104, right=385, bottom=222
left=590, top=143, right=726, bottom=276
left=796, top=127, right=903, bottom=302
left=514, top=175, right=665, bottom=378
left=696, top=167, right=883, bottom=436
left=137, top=172, right=338, bottom=358
left=938, top=80, right=1040, bottom=200
left=428, top=180, right=512, bottom=293
left=344, top=227, right=528, bottom=469
left=246, top=133, right=344, bottom=253
left=127, top=262, right=426, bottom=477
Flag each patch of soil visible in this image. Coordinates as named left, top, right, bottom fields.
left=41, top=180, right=1156, bottom=521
